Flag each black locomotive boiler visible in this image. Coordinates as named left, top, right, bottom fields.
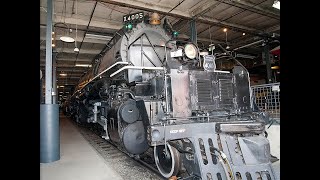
left=65, top=13, right=277, bottom=180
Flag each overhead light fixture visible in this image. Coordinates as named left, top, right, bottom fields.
left=74, top=47, right=79, bottom=52
left=271, top=66, right=280, bottom=70
left=54, top=22, right=75, bottom=43
left=60, top=35, right=75, bottom=43
left=224, top=29, right=229, bottom=49
left=75, top=64, right=92, bottom=67
left=85, top=33, right=112, bottom=41
left=58, top=85, right=65, bottom=88
left=59, top=73, right=67, bottom=76
left=242, top=32, right=246, bottom=36
left=272, top=0, right=280, bottom=10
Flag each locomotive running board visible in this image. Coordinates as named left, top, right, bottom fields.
left=71, top=62, right=129, bottom=96
left=148, top=122, right=277, bottom=180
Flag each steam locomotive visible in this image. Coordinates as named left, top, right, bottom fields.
left=65, top=13, right=276, bottom=180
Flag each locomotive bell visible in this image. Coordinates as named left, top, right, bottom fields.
left=149, top=12, right=161, bottom=25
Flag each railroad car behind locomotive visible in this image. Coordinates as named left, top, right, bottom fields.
left=66, top=13, right=276, bottom=180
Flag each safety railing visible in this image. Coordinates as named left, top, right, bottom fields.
left=251, top=83, right=280, bottom=123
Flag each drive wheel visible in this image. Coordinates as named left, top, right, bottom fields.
left=154, top=143, right=181, bottom=178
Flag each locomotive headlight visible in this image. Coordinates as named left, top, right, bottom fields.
left=184, top=43, right=198, bottom=59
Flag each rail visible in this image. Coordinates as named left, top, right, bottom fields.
left=251, top=83, right=280, bottom=122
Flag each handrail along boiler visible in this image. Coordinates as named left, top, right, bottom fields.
left=66, top=12, right=276, bottom=180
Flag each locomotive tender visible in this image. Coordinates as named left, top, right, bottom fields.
left=66, top=13, right=276, bottom=180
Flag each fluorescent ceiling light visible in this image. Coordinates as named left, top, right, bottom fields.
left=85, top=33, right=112, bottom=41
left=272, top=1, right=280, bottom=10
left=236, top=53, right=256, bottom=59
left=75, top=64, right=92, bottom=67
left=59, top=73, right=67, bottom=76
left=58, top=85, right=65, bottom=88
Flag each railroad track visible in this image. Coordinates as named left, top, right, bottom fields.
left=71, top=119, right=165, bottom=180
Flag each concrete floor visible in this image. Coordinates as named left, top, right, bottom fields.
left=40, top=115, right=123, bottom=180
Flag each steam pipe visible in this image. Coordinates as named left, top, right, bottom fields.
left=110, top=66, right=165, bottom=77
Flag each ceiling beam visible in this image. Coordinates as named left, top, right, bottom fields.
left=41, top=67, right=87, bottom=72
left=40, top=45, right=101, bottom=55
left=40, top=36, right=110, bottom=44
left=57, top=76, right=81, bottom=79
left=266, top=24, right=280, bottom=33
left=98, top=0, right=268, bottom=36
left=40, top=58, right=92, bottom=62
left=98, top=0, right=190, bottom=18
left=172, top=19, right=188, bottom=31
left=57, top=83, right=79, bottom=86
left=48, top=14, right=123, bottom=30
left=57, top=74, right=83, bottom=78
left=40, top=24, right=115, bottom=36
left=225, top=0, right=280, bottom=20
left=178, top=33, right=225, bottom=44
left=198, top=15, right=258, bottom=33
left=40, top=63, right=92, bottom=68
left=191, top=0, right=219, bottom=17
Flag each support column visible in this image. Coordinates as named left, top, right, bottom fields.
left=40, top=70, right=43, bottom=104
left=264, top=41, right=272, bottom=83
left=189, top=18, right=197, bottom=44
left=40, top=0, right=60, bottom=163
left=52, top=52, right=57, bottom=104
